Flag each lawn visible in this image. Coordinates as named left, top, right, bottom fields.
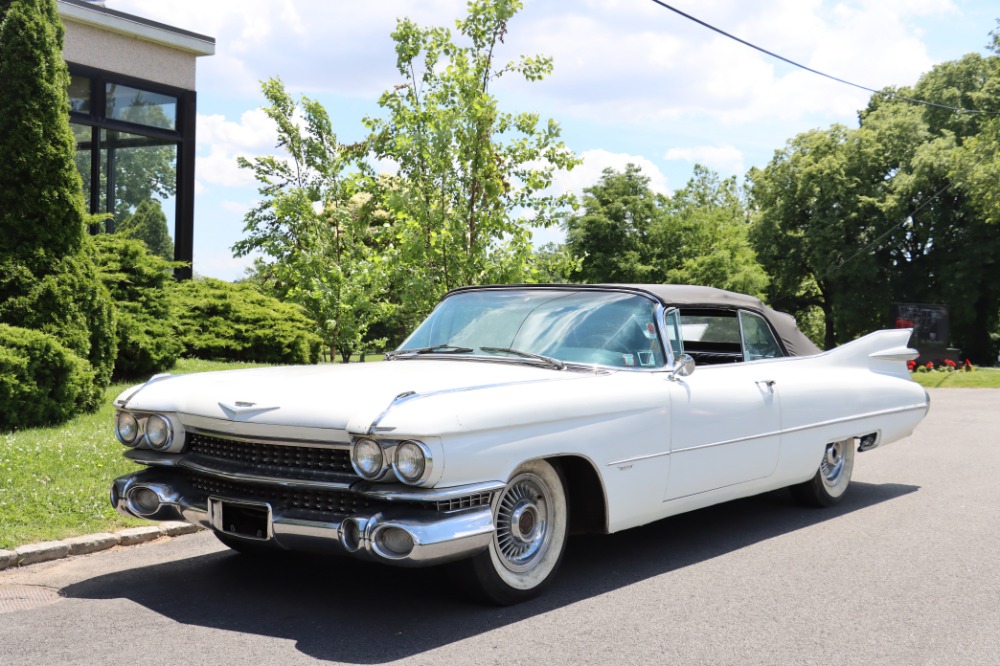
left=0, top=358, right=266, bottom=550
left=908, top=366, right=1000, bottom=388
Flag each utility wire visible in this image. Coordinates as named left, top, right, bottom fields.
left=649, top=0, right=1000, bottom=116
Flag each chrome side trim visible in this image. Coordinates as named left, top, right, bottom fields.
left=607, top=401, right=929, bottom=466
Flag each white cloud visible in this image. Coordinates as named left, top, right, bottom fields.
left=193, top=247, right=257, bottom=282
left=195, top=109, right=280, bottom=189
left=556, top=149, right=670, bottom=197
left=664, top=145, right=744, bottom=175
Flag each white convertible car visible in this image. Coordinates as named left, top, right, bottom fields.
left=111, top=285, right=929, bottom=604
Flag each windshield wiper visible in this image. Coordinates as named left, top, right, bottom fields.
left=479, top=346, right=565, bottom=370
left=385, top=345, right=474, bottom=360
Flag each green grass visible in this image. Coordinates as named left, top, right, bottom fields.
left=0, top=358, right=266, bottom=550
left=909, top=366, right=1000, bottom=388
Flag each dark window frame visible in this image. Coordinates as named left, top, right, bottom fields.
left=68, top=63, right=197, bottom=279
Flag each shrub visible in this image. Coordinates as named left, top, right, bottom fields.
left=173, top=279, right=322, bottom=364
left=0, top=324, right=99, bottom=431
left=0, top=244, right=117, bottom=389
left=94, top=235, right=183, bottom=378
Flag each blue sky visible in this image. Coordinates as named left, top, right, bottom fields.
left=111, top=0, right=999, bottom=281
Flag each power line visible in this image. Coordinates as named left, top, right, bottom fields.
left=649, top=0, right=1000, bottom=116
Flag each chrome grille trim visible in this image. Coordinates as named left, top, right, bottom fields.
left=189, top=473, right=381, bottom=515
left=432, top=492, right=493, bottom=512
left=185, top=426, right=351, bottom=450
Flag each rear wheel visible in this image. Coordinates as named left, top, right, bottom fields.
left=791, top=438, right=855, bottom=507
left=462, top=459, right=569, bottom=605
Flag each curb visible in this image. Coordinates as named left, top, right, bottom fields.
left=0, top=522, right=203, bottom=572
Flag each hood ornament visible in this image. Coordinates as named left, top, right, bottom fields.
left=219, top=401, right=280, bottom=415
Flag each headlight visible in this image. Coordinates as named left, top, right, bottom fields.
left=351, top=438, right=386, bottom=479
left=115, top=411, right=139, bottom=447
left=393, top=440, right=430, bottom=484
left=144, top=414, right=172, bottom=450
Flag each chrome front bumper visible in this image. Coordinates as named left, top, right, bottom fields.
left=111, top=469, right=497, bottom=566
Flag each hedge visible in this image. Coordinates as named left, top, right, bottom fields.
left=0, top=324, right=98, bottom=431
left=173, top=279, right=322, bottom=364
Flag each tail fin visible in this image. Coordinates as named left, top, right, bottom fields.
left=819, top=329, right=917, bottom=378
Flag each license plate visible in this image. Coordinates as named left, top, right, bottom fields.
left=209, top=498, right=272, bottom=540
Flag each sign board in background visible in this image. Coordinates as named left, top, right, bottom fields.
left=891, top=303, right=957, bottom=362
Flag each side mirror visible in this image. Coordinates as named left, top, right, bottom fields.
left=669, top=354, right=695, bottom=380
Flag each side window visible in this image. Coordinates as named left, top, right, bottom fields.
left=677, top=309, right=743, bottom=364
left=739, top=311, right=783, bottom=361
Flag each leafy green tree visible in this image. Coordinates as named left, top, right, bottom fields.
left=115, top=199, right=174, bottom=261
left=565, top=164, right=666, bottom=284
left=750, top=41, right=1000, bottom=360
left=0, top=0, right=116, bottom=409
left=659, top=165, right=768, bottom=297
left=365, top=0, right=579, bottom=329
left=234, top=78, right=390, bottom=362
left=566, top=163, right=766, bottom=295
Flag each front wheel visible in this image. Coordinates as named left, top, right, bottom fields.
left=461, top=459, right=569, bottom=605
left=791, top=438, right=855, bottom=507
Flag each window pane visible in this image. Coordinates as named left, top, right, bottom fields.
left=401, top=290, right=666, bottom=368
left=101, top=129, right=177, bottom=260
left=740, top=311, right=783, bottom=361
left=105, top=83, right=177, bottom=130
left=71, top=123, right=93, bottom=200
left=69, top=74, right=91, bottom=114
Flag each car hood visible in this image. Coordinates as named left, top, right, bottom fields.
left=117, top=359, right=608, bottom=434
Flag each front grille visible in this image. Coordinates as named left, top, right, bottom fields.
left=189, top=472, right=385, bottom=515
left=188, top=432, right=354, bottom=477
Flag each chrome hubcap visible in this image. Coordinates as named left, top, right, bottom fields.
left=495, top=474, right=550, bottom=572
left=820, top=440, right=846, bottom=486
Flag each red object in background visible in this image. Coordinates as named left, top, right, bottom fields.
left=907, top=360, right=916, bottom=371
left=895, top=318, right=914, bottom=329
left=926, top=362, right=934, bottom=369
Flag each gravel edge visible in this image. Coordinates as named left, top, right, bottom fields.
left=0, top=523, right=204, bottom=571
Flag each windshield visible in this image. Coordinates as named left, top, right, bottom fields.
left=399, top=289, right=666, bottom=369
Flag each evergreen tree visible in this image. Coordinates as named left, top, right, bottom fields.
left=0, top=0, right=86, bottom=266
left=116, top=199, right=175, bottom=261
left=0, top=0, right=116, bottom=412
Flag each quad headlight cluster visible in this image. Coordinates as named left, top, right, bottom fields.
left=350, top=437, right=432, bottom=485
left=115, top=410, right=181, bottom=451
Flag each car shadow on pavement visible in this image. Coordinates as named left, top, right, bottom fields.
left=63, top=481, right=917, bottom=664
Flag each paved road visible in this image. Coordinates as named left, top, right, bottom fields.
left=2, top=389, right=998, bottom=665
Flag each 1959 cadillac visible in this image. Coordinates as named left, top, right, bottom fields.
left=110, top=284, right=929, bottom=604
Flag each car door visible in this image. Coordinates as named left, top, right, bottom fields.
left=663, top=309, right=783, bottom=501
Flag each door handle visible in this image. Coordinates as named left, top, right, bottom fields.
left=756, top=380, right=776, bottom=393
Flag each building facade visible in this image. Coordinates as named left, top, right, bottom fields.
left=57, top=0, right=214, bottom=278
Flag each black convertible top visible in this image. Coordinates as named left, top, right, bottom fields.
left=448, top=283, right=822, bottom=357
left=613, top=284, right=822, bottom=357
